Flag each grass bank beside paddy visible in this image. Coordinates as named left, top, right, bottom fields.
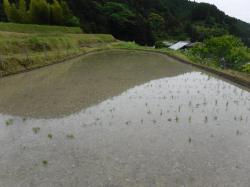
left=0, top=23, right=117, bottom=77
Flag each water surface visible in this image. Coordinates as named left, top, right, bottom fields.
left=0, top=50, right=250, bottom=187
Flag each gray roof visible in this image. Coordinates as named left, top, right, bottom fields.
left=169, top=41, right=190, bottom=50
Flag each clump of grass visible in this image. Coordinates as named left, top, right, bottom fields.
left=48, top=134, right=53, bottom=139
left=236, top=130, right=240, bottom=135
left=32, top=127, right=40, bottom=134
left=5, top=119, right=14, bottom=126
left=204, top=116, right=208, bottom=123
left=188, top=116, right=192, bottom=123
left=42, top=160, right=48, bottom=166
left=66, top=134, right=75, bottom=139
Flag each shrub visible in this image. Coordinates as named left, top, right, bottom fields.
left=190, top=35, right=249, bottom=69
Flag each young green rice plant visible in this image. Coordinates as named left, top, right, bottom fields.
left=188, top=116, right=192, bottom=123
left=48, top=134, right=53, bottom=139
left=204, top=116, right=208, bottom=123
left=42, top=160, right=48, bottom=166
left=32, top=127, right=40, bottom=134
left=5, top=119, right=14, bottom=126
left=66, top=134, right=75, bottom=139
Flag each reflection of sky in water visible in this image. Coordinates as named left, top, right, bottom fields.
left=0, top=72, right=250, bottom=186
left=3, top=72, right=248, bottom=125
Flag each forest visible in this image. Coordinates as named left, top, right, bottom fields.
left=1, top=0, right=250, bottom=47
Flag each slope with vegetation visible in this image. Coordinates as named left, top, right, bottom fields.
left=0, top=22, right=117, bottom=76
left=1, top=0, right=250, bottom=46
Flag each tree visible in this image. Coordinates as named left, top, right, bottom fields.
left=18, top=0, right=28, bottom=23
left=191, top=35, right=249, bottom=68
left=29, top=0, right=50, bottom=24
left=50, top=0, right=64, bottom=25
left=3, top=0, right=11, bottom=21
left=61, top=1, right=80, bottom=26
left=148, top=12, right=166, bottom=42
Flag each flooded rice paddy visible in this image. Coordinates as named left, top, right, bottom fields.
left=0, top=50, right=250, bottom=186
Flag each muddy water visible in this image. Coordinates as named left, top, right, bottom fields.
left=0, top=50, right=250, bottom=187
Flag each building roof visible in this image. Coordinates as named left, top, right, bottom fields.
left=169, top=41, right=190, bottom=50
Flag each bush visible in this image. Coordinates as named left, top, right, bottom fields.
left=242, top=63, right=250, bottom=73
left=190, top=35, right=249, bottom=69
left=155, top=41, right=166, bottom=48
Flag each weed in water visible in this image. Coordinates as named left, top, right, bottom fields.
left=188, top=116, right=192, bottom=123
left=204, top=116, right=208, bottom=123
left=5, top=119, right=14, bottom=126
left=42, top=160, right=48, bottom=166
left=48, top=134, right=53, bottom=139
left=236, top=130, right=241, bottom=135
left=66, top=134, right=75, bottom=139
left=188, top=137, right=192, bottom=143
left=32, top=127, right=40, bottom=134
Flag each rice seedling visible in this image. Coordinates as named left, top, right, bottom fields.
left=66, top=134, right=75, bottom=139
left=42, top=160, right=48, bottom=166
left=48, top=134, right=53, bottom=139
left=188, top=137, right=192, bottom=143
left=236, top=130, right=240, bottom=135
left=188, top=116, right=192, bottom=123
left=204, top=116, right=208, bottom=123
left=5, top=119, right=14, bottom=126
left=32, top=127, right=40, bottom=134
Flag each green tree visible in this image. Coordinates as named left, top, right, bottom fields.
left=148, top=12, right=166, bottom=41
left=50, top=0, right=64, bottom=25
left=29, top=0, right=50, bottom=24
left=3, top=0, right=11, bottom=21
left=18, top=0, right=27, bottom=23
left=61, top=1, right=80, bottom=26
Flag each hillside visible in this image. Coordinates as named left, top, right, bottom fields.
left=66, top=0, right=250, bottom=46
left=1, top=0, right=250, bottom=46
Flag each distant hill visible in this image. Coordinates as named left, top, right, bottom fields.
left=1, top=0, right=250, bottom=46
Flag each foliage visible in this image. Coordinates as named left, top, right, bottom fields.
left=65, top=0, right=250, bottom=46
left=29, top=0, right=50, bottom=24
left=50, top=0, right=64, bottom=25
left=148, top=13, right=166, bottom=41
left=190, top=35, right=250, bottom=69
left=2, top=0, right=250, bottom=47
left=242, top=64, right=250, bottom=73
left=3, top=0, right=79, bottom=26
left=155, top=41, right=166, bottom=49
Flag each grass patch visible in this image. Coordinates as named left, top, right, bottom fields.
left=0, top=22, right=82, bottom=34
left=0, top=23, right=117, bottom=77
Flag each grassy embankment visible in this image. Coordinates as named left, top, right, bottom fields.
left=0, top=22, right=117, bottom=76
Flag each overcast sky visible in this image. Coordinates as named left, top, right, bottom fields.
left=195, top=0, right=250, bottom=23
